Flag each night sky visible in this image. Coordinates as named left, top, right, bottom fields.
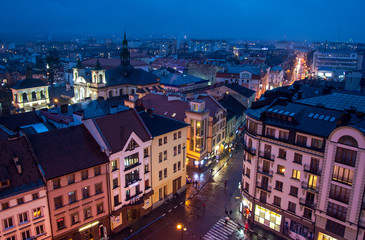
left=1, top=0, right=365, bottom=42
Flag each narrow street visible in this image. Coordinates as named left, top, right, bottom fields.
left=111, top=145, right=285, bottom=240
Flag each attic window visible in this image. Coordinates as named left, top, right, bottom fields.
left=288, top=117, right=293, bottom=122
left=0, top=180, right=10, bottom=188
left=126, top=139, right=139, bottom=151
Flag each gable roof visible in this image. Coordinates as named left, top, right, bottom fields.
left=93, top=109, right=151, bottom=153
left=139, top=111, right=189, bottom=137
left=225, top=84, right=256, bottom=98
left=218, top=94, right=247, bottom=120
left=0, top=137, right=44, bottom=199
left=28, top=125, right=109, bottom=180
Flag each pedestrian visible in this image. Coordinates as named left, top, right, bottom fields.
left=224, top=180, right=227, bottom=188
left=229, top=210, right=232, bottom=215
left=225, top=217, right=229, bottom=224
left=197, top=182, right=200, bottom=189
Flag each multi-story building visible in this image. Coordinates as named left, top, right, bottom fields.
left=216, top=66, right=269, bottom=99
left=139, top=111, right=189, bottom=208
left=0, top=136, right=51, bottom=240
left=137, top=93, right=227, bottom=167
left=11, top=68, right=50, bottom=112
left=83, top=109, right=153, bottom=232
left=28, top=125, right=110, bottom=240
left=241, top=93, right=365, bottom=240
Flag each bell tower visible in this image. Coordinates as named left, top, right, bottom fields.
left=120, top=31, right=130, bottom=66
left=73, top=58, right=85, bottom=82
left=91, top=58, right=106, bottom=85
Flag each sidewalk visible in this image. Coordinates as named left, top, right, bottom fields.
left=226, top=188, right=286, bottom=240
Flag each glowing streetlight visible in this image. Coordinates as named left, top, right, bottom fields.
left=176, top=223, right=186, bottom=240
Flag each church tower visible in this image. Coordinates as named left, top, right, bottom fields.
left=120, top=31, right=130, bottom=66
left=91, top=58, right=106, bottom=85
left=73, top=58, right=85, bottom=81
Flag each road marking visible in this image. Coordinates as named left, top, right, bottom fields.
left=203, top=217, right=239, bottom=240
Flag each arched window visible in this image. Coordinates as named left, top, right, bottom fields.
left=22, top=93, right=28, bottom=102
left=40, top=90, right=45, bottom=99
left=75, top=72, right=78, bottom=79
left=93, top=75, right=97, bottom=83
left=109, top=91, right=113, bottom=98
left=99, top=74, right=103, bottom=83
left=119, top=89, right=123, bottom=96
left=80, top=87, right=85, bottom=100
left=338, top=135, right=358, bottom=147
left=32, top=92, right=37, bottom=101
left=131, top=89, right=135, bottom=94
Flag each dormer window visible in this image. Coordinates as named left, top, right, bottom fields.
left=126, top=139, right=139, bottom=151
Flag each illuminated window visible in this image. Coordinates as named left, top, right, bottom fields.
left=33, top=208, right=42, bottom=218
left=292, top=170, right=300, bottom=180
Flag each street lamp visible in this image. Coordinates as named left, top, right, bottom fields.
left=176, top=223, right=187, bottom=240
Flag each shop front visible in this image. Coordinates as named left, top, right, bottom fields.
left=254, top=205, right=282, bottom=232
left=317, top=232, right=338, bottom=240
left=240, top=195, right=253, bottom=218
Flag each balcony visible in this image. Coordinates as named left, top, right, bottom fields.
left=243, top=144, right=256, bottom=156
left=299, top=198, right=316, bottom=209
left=259, top=151, right=275, bottom=161
left=301, top=181, right=319, bottom=193
left=256, top=181, right=272, bottom=192
left=258, top=166, right=273, bottom=177
left=125, top=190, right=143, bottom=201
left=304, top=164, right=321, bottom=176
left=125, top=178, right=141, bottom=188
left=124, top=162, right=141, bottom=172
left=243, top=125, right=257, bottom=136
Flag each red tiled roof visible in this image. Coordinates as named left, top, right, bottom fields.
left=93, top=109, right=151, bottom=153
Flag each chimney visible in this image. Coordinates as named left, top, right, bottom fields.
left=147, top=108, right=154, bottom=117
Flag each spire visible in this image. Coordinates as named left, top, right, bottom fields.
left=121, top=30, right=130, bottom=66
left=94, top=58, right=102, bottom=70
left=75, top=58, right=84, bottom=68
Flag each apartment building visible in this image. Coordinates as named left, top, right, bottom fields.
left=83, top=109, right=153, bottom=232
left=241, top=95, right=365, bottom=240
left=0, top=136, right=51, bottom=240
left=138, top=93, right=227, bottom=167
left=139, top=111, right=189, bottom=208
left=28, top=125, right=110, bottom=240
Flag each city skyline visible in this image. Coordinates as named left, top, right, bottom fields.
left=1, top=0, right=365, bottom=42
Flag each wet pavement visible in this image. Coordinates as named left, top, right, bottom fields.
left=110, top=144, right=285, bottom=240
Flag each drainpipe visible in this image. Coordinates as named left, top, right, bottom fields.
left=356, top=187, right=365, bottom=240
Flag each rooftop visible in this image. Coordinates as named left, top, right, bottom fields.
left=28, top=125, right=109, bottom=180
left=0, top=137, right=44, bottom=199
left=93, top=109, right=151, bottom=153
left=139, top=111, right=189, bottom=137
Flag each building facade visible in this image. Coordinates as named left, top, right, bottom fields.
left=28, top=126, right=110, bottom=240
left=0, top=137, right=51, bottom=240
left=241, top=96, right=365, bottom=240
left=84, top=109, right=153, bottom=232
left=138, top=111, right=188, bottom=208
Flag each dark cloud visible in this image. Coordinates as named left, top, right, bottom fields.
left=0, top=0, right=364, bottom=42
